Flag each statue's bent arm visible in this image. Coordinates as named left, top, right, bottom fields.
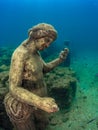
left=9, top=50, right=42, bottom=108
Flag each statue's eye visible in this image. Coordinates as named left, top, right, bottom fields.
left=45, top=38, right=51, bottom=43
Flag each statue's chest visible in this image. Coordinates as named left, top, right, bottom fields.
left=23, top=55, right=43, bottom=80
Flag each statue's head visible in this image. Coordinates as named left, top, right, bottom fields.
left=28, top=23, right=57, bottom=42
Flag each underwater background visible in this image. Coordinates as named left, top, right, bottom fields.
left=0, top=0, right=98, bottom=52
left=0, top=0, right=98, bottom=130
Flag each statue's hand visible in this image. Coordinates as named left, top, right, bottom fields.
left=39, top=97, right=59, bottom=113
left=59, top=48, right=69, bottom=60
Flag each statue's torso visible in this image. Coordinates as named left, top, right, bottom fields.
left=10, top=46, right=47, bottom=97
left=22, top=52, right=47, bottom=96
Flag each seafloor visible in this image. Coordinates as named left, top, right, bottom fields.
left=46, top=52, right=98, bottom=130
left=0, top=47, right=98, bottom=130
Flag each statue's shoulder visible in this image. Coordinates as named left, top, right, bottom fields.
left=12, top=45, right=28, bottom=62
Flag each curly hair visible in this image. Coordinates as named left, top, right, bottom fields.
left=28, top=23, right=57, bottom=41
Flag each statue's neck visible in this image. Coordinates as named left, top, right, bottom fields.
left=22, top=39, right=37, bottom=54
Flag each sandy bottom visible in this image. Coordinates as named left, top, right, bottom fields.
left=46, top=53, right=98, bottom=130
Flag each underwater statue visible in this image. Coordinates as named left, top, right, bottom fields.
left=4, top=23, right=69, bottom=130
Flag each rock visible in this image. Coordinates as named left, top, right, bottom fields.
left=45, top=67, right=77, bottom=109
left=0, top=71, right=13, bottom=130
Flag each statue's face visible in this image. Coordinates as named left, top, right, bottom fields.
left=35, top=37, right=53, bottom=51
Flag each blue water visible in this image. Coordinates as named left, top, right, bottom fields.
left=0, top=1, right=98, bottom=130
left=0, top=0, right=98, bottom=54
